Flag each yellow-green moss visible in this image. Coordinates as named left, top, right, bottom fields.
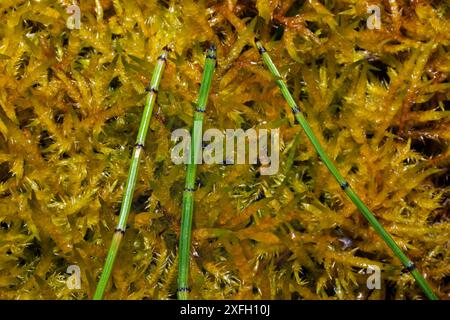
left=0, top=0, right=448, bottom=300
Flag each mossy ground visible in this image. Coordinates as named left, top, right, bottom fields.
left=0, top=0, right=449, bottom=299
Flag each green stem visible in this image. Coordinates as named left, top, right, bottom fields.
left=255, top=40, right=438, bottom=300
left=177, top=44, right=216, bottom=300
left=93, top=47, right=169, bottom=300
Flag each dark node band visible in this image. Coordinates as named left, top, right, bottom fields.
left=162, top=45, right=172, bottom=52
left=340, top=181, right=350, bottom=190
left=177, top=287, right=191, bottom=292
left=206, top=53, right=216, bottom=60
left=275, top=76, right=284, bottom=82
left=145, top=86, right=158, bottom=94
left=115, top=228, right=125, bottom=234
left=292, top=105, right=300, bottom=114
left=135, top=143, right=144, bottom=149
left=195, top=107, right=205, bottom=113
left=157, top=55, right=167, bottom=62
left=405, top=262, right=416, bottom=272
left=258, top=46, right=267, bottom=54
left=184, top=187, right=195, bottom=192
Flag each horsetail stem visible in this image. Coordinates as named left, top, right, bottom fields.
left=177, top=44, right=216, bottom=300
left=255, top=40, right=438, bottom=300
left=93, top=47, right=169, bottom=300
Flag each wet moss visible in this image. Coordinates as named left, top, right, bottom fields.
left=0, top=0, right=448, bottom=300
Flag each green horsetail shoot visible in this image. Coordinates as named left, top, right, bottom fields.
left=93, top=47, right=170, bottom=300
left=177, top=44, right=217, bottom=300
left=254, top=40, right=439, bottom=301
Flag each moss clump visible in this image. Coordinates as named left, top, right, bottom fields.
left=0, top=0, right=448, bottom=299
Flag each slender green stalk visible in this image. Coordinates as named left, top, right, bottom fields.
left=177, top=44, right=216, bottom=300
left=255, top=40, right=438, bottom=300
left=93, top=47, right=169, bottom=300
